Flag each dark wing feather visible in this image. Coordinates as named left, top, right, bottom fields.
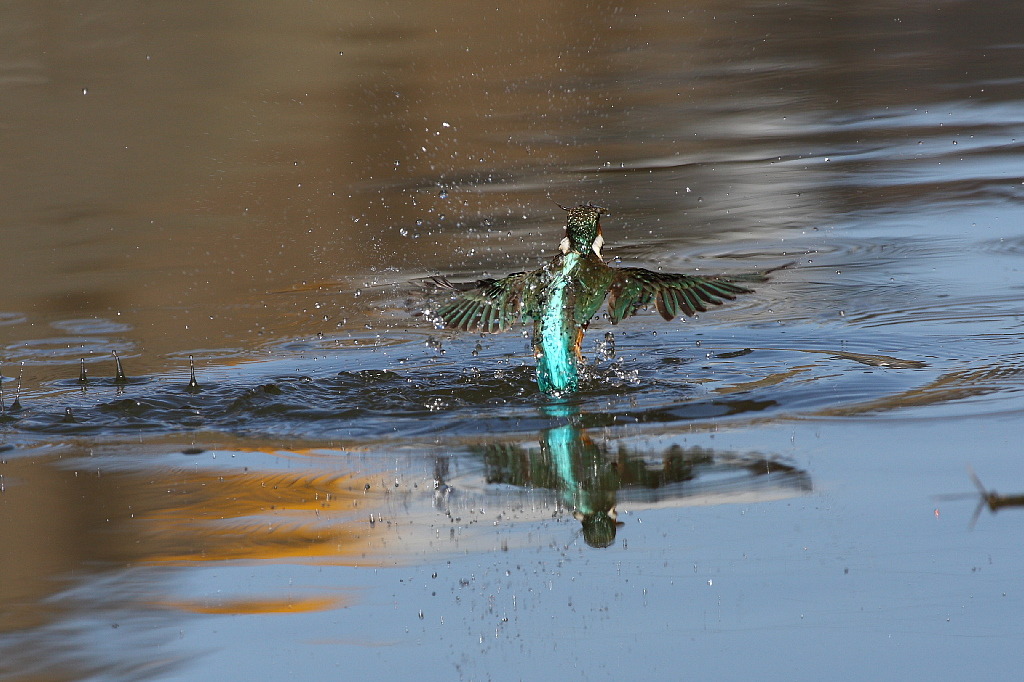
left=433, top=270, right=537, bottom=333
left=606, top=268, right=755, bottom=324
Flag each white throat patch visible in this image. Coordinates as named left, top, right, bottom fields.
left=559, top=232, right=604, bottom=259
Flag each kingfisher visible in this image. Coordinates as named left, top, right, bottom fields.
left=430, top=204, right=773, bottom=395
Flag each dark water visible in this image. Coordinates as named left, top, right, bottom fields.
left=3, top=1, right=1024, bottom=680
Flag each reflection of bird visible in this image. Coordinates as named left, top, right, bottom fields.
left=432, top=204, right=772, bottom=394
left=543, top=420, right=622, bottom=549
left=481, top=403, right=812, bottom=548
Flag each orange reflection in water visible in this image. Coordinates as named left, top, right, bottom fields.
left=158, top=595, right=351, bottom=615
left=138, top=466, right=384, bottom=566
left=0, top=445, right=398, bottom=630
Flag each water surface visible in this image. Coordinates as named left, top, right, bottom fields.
left=2, top=1, right=1024, bottom=680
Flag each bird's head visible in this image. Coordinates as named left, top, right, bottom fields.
left=558, top=204, right=605, bottom=258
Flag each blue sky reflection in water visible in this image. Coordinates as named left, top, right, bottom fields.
left=2, top=0, right=1024, bottom=680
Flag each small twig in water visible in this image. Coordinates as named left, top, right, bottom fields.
left=187, top=355, right=200, bottom=391
left=112, top=350, right=127, bottom=384
left=966, top=466, right=1024, bottom=528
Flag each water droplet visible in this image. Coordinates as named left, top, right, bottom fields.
left=596, top=331, right=616, bottom=362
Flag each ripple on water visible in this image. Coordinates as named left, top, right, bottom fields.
left=841, top=295, right=1024, bottom=331
left=3, top=337, right=136, bottom=364
left=756, top=236, right=959, bottom=275
left=979, top=234, right=1024, bottom=257
left=49, top=318, right=133, bottom=335
left=262, top=332, right=420, bottom=356
left=0, top=312, right=27, bottom=327
left=5, top=311, right=1024, bottom=440
left=164, top=348, right=252, bottom=364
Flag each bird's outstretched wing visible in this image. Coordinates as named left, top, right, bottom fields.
left=606, top=268, right=755, bottom=323
left=432, top=270, right=540, bottom=333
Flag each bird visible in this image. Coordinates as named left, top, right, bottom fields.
left=429, top=204, right=774, bottom=395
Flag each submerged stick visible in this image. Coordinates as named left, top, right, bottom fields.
left=112, top=350, right=127, bottom=384
left=187, top=355, right=200, bottom=391
left=11, top=362, right=22, bottom=411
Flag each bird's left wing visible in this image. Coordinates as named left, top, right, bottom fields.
left=606, top=268, right=755, bottom=323
left=432, top=270, right=539, bottom=333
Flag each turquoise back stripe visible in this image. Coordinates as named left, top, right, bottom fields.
left=535, top=253, right=580, bottom=393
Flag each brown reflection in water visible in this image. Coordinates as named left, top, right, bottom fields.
left=0, top=448, right=388, bottom=635
left=158, top=595, right=349, bottom=616
left=2, top=0, right=1019, bottom=390
left=137, top=468, right=378, bottom=566
left=0, top=0, right=639, bottom=385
